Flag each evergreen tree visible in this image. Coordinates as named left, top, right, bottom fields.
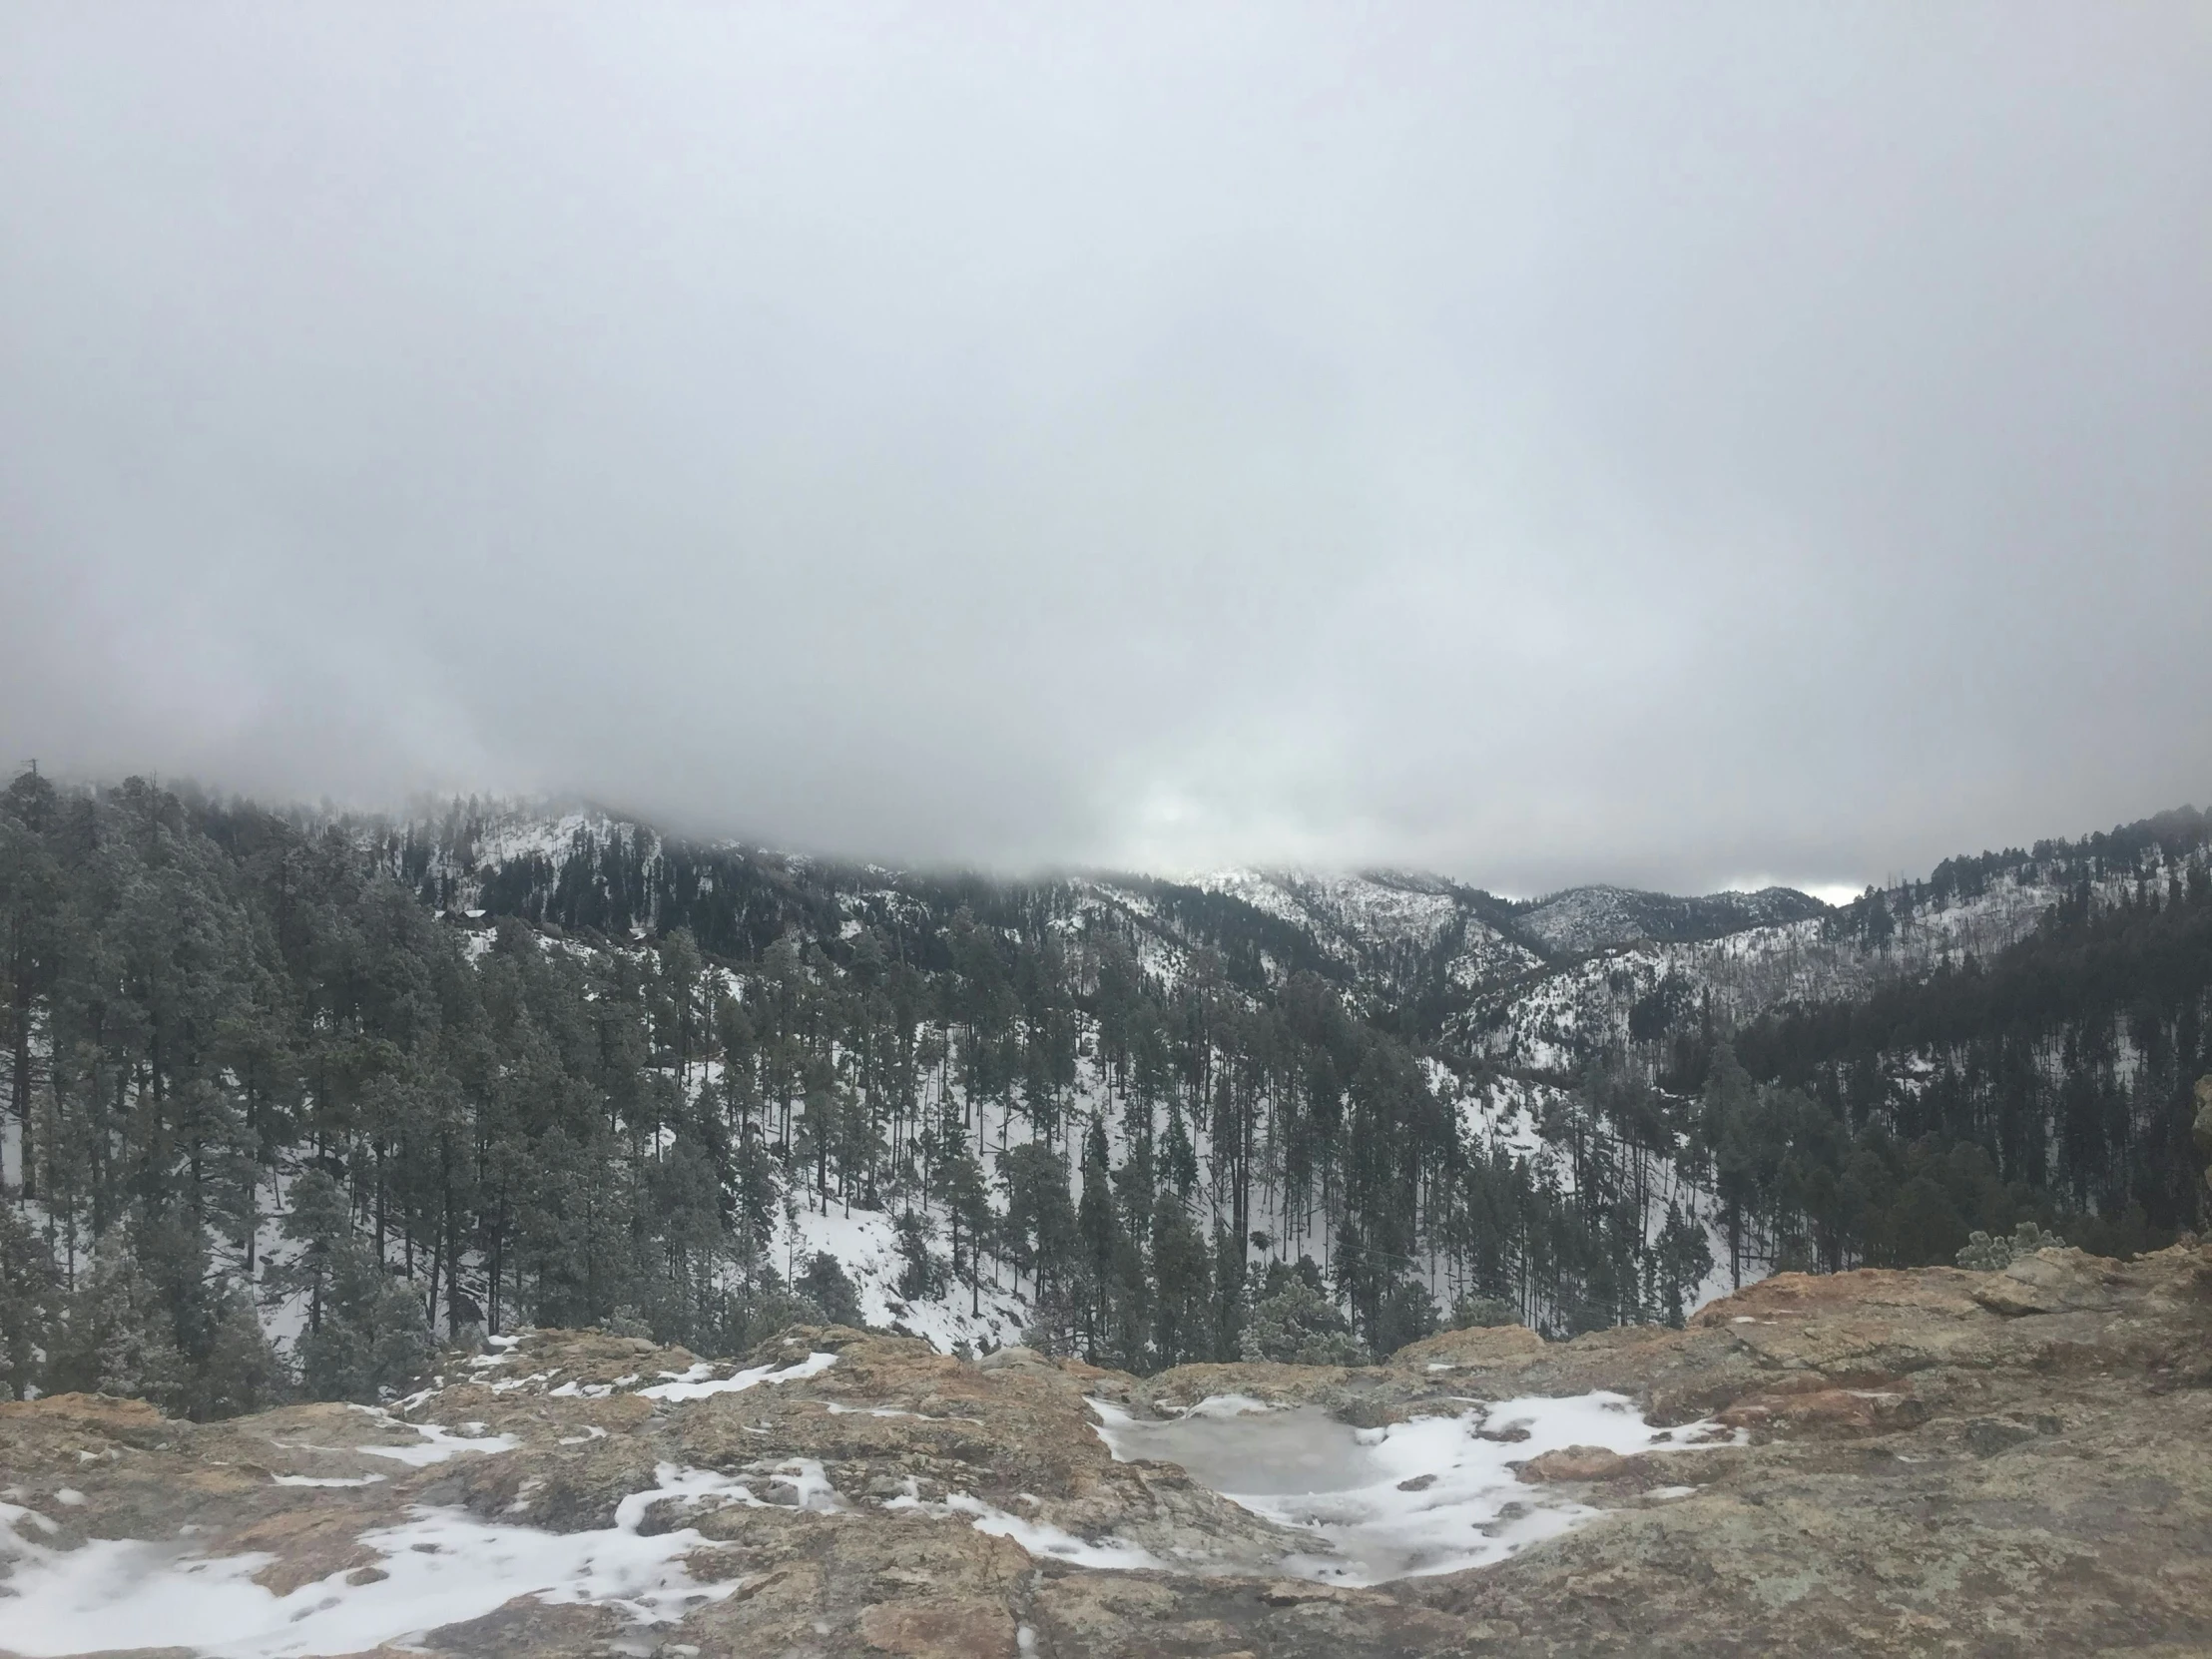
left=294, top=1242, right=432, bottom=1403
left=1075, top=1117, right=1121, bottom=1363
left=193, top=1286, right=290, bottom=1418
left=1242, top=1270, right=1368, bottom=1367
left=797, top=1251, right=863, bottom=1328
left=1370, top=1277, right=1438, bottom=1359
left=0, top=1203, right=59, bottom=1400
left=55, top=1237, right=188, bottom=1410
left=1150, top=1191, right=1214, bottom=1367
left=893, top=1210, right=950, bottom=1303
left=940, top=1150, right=991, bottom=1317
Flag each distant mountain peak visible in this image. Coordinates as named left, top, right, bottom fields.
left=1512, top=883, right=1830, bottom=956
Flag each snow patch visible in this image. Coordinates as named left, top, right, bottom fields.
left=270, top=1474, right=387, bottom=1489
left=346, top=1407, right=519, bottom=1466
left=635, top=1350, right=837, bottom=1402
left=0, top=1463, right=758, bottom=1659
left=882, top=1485, right=1162, bottom=1572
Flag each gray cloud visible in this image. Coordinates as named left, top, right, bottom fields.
left=3, top=3, right=2208, bottom=894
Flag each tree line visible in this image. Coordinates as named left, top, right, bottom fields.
left=3, top=773, right=2206, bottom=1419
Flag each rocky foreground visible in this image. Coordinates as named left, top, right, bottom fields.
left=4, top=1245, right=2211, bottom=1658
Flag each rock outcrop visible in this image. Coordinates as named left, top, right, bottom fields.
left=4, top=1243, right=2210, bottom=1657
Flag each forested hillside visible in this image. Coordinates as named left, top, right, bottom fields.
left=2, top=772, right=2207, bottom=1420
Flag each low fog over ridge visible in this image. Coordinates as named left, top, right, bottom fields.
left=3, top=5, right=2207, bottom=896
left=197, top=782, right=2167, bottom=920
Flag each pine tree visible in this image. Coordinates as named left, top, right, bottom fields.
left=1150, top=1191, right=1214, bottom=1367
left=57, top=1237, right=188, bottom=1410
left=276, top=1170, right=430, bottom=1400
left=1076, top=1118, right=1121, bottom=1362
left=294, top=1241, right=431, bottom=1403
left=940, top=1150, right=990, bottom=1317
left=797, top=1252, right=863, bottom=1328
left=1242, top=1270, right=1368, bottom=1367
left=0, top=793, right=61, bottom=1202
left=893, top=1210, right=949, bottom=1303
left=1697, top=1043, right=1760, bottom=1288
left=192, top=1287, right=290, bottom=1417
left=0, top=1202, right=59, bottom=1399
left=272, top=1169, right=355, bottom=1339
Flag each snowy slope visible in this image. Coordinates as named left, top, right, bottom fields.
left=769, top=1199, right=1030, bottom=1356
left=1464, top=839, right=2212, bottom=1073
left=1191, top=868, right=1545, bottom=992
left=1512, top=884, right=1829, bottom=957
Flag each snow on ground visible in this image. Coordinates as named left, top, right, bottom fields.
left=883, top=1483, right=1165, bottom=1572
left=0, top=1462, right=772, bottom=1659
left=636, top=1349, right=837, bottom=1402
left=345, top=1408, right=519, bottom=1465
left=270, top=1473, right=385, bottom=1488
left=0, top=1382, right=1735, bottom=1654
left=464, top=810, right=651, bottom=883
left=774, top=1193, right=1032, bottom=1355
left=1444, top=924, right=1547, bottom=992
left=1439, top=1069, right=1551, bottom=1166
left=1089, top=1392, right=1736, bottom=1585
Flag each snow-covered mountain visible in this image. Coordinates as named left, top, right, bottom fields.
left=1510, top=883, right=1829, bottom=957
left=376, top=801, right=2209, bottom=1086
left=320, top=794, right=2211, bottom=1349
left=1189, top=868, right=1544, bottom=993
left=1461, top=827, right=2212, bottom=1075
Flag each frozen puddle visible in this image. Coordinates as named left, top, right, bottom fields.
left=0, top=1463, right=777, bottom=1658
left=1089, top=1391, right=1727, bottom=1584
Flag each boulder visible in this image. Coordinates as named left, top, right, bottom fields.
left=1391, top=1323, right=1548, bottom=1371
left=1516, top=1445, right=1632, bottom=1482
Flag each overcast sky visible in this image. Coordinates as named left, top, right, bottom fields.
left=3, top=4, right=2208, bottom=896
